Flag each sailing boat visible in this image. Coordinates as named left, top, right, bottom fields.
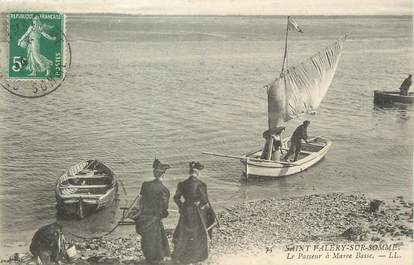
left=203, top=17, right=346, bottom=178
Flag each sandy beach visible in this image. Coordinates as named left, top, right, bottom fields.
left=2, top=192, right=412, bottom=265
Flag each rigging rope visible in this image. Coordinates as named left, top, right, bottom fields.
left=65, top=220, right=123, bottom=240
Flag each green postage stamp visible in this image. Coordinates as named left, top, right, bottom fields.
left=8, top=12, right=64, bottom=79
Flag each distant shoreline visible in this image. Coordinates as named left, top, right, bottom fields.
left=0, top=11, right=411, bottom=18
left=57, top=14, right=414, bottom=18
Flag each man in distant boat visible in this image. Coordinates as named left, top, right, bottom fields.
left=399, top=74, right=412, bottom=96
left=172, top=161, right=216, bottom=265
left=283, top=120, right=310, bottom=162
left=135, top=159, right=171, bottom=265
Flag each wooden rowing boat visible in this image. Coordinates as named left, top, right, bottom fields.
left=55, top=160, right=118, bottom=219
left=374, top=90, right=414, bottom=105
left=241, top=137, right=331, bottom=178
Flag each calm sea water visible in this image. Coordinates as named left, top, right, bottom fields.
left=0, top=15, right=412, bottom=255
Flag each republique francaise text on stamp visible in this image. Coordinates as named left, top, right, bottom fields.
left=0, top=11, right=70, bottom=98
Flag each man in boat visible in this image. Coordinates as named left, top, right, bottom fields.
left=30, top=223, right=67, bottom=265
left=135, top=159, right=171, bottom=265
left=399, top=74, right=412, bottom=96
left=283, top=120, right=310, bottom=162
left=260, top=126, right=285, bottom=161
left=172, top=161, right=216, bottom=265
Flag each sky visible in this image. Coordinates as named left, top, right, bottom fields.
left=0, top=0, right=412, bottom=15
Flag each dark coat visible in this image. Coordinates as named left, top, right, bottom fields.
left=400, top=77, right=412, bottom=90
left=140, top=179, right=170, bottom=218
left=136, top=179, right=170, bottom=263
left=291, top=124, right=308, bottom=145
left=400, top=77, right=412, bottom=95
left=172, top=176, right=214, bottom=264
left=30, top=223, right=65, bottom=263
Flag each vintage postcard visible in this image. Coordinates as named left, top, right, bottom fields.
left=0, top=1, right=412, bottom=265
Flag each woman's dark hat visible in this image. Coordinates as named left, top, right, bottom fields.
left=153, top=159, right=171, bottom=172
left=189, top=161, right=204, bottom=170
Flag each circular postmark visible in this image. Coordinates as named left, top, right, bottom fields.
left=0, top=12, right=71, bottom=98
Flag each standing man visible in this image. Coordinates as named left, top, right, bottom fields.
left=135, top=159, right=171, bottom=265
left=283, top=120, right=310, bottom=162
left=172, top=161, right=215, bottom=265
left=399, top=74, right=412, bottom=96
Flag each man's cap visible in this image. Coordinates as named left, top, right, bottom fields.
left=263, top=126, right=285, bottom=138
left=189, top=161, right=204, bottom=171
left=303, top=120, right=311, bottom=125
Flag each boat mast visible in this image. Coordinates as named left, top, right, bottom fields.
left=278, top=16, right=290, bottom=128
left=281, top=16, right=290, bottom=74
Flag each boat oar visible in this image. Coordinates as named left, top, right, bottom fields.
left=123, top=194, right=141, bottom=219
left=307, top=135, right=323, bottom=142
left=306, top=136, right=326, bottom=146
left=202, top=151, right=298, bottom=166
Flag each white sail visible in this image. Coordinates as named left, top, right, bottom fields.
left=268, top=36, right=346, bottom=128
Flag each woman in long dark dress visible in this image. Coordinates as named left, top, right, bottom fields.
left=135, top=159, right=171, bottom=264
left=172, top=161, right=214, bottom=265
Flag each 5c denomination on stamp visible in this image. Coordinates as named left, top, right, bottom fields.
left=0, top=11, right=71, bottom=98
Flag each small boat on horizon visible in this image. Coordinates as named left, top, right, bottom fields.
left=374, top=90, right=414, bottom=106
left=55, top=160, right=118, bottom=219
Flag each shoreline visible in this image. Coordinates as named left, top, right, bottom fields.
left=2, top=192, right=413, bottom=264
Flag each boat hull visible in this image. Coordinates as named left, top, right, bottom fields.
left=374, top=90, right=414, bottom=105
left=55, top=160, right=118, bottom=219
left=56, top=185, right=118, bottom=219
left=56, top=198, right=98, bottom=219
left=241, top=137, right=332, bottom=178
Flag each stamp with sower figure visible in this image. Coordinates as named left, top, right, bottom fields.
left=1, top=11, right=70, bottom=98
left=9, top=12, right=63, bottom=79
